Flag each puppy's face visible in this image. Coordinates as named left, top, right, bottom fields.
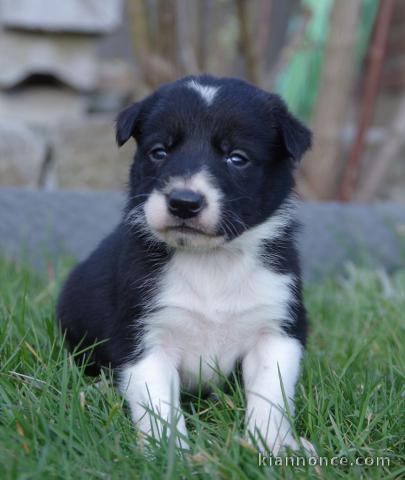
left=117, top=76, right=311, bottom=249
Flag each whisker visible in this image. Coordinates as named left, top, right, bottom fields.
left=127, top=193, right=150, bottom=202
left=220, top=208, right=247, bottom=236
left=227, top=195, right=253, bottom=203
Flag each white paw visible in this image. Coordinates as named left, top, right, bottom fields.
left=248, top=430, right=295, bottom=455
left=136, top=410, right=190, bottom=450
left=176, top=433, right=191, bottom=451
left=271, top=434, right=317, bottom=456
left=272, top=433, right=299, bottom=455
left=245, top=400, right=319, bottom=456
left=248, top=427, right=316, bottom=457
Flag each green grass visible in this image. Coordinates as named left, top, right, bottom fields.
left=0, top=257, right=404, bottom=479
left=275, top=0, right=379, bottom=122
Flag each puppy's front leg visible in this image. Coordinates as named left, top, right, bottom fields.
left=243, top=334, right=302, bottom=454
left=120, top=349, right=188, bottom=449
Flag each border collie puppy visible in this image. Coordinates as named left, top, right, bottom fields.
left=57, top=75, right=311, bottom=453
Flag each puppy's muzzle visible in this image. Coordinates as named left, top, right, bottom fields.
left=167, top=189, right=205, bottom=219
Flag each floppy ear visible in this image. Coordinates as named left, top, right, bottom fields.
left=277, top=101, right=312, bottom=163
left=115, top=102, right=142, bottom=147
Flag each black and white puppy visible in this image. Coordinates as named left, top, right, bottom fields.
left=57, top=75, right=311, bottom=453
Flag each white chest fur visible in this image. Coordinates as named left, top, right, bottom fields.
left=142, top=239, right=294, bottom=389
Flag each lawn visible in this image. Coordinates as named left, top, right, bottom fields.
left=0, top=256, right=404, bottom=479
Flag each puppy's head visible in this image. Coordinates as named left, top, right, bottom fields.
left=117, top=75, right=311, bottom=249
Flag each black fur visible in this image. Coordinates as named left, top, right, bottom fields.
left=57, top=75, right=311, bottom=376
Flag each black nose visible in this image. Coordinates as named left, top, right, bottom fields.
left=168, top=189, right=205, bottom=219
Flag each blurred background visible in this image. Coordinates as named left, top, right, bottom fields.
left=0, top=0, right=403, bottom=203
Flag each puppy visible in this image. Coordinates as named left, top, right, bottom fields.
left=57, top=75, right=311, bottom=453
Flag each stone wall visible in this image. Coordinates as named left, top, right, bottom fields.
left=0, top=0, right=133, bottom=191
left=0, top=188, right=404, bottom=280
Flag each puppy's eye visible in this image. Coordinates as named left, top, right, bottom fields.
left=226, top=150, right=250, bottom=168
left=148, top=145, right=167, bottom=162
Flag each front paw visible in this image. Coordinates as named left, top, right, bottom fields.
left=247, top=427, right=295, bottom=455
left=136, top=411, right=190, bottom=450
left=248, top=428, right=316, bottom=457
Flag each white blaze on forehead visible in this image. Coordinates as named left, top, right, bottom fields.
left=187, top=80, right=219, bottom=105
